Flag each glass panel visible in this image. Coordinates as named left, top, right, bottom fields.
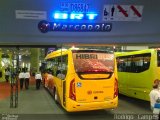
left=157, top=51, right=160, bottom=67
left=73, top=51, right=114, bottom=73
left=117, top=53, right=151, bottom=73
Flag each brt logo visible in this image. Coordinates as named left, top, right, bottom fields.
left=76, top=54, right=97, bottom=59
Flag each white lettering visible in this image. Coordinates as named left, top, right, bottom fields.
left=68, top=25, right=74, bottom=30
left=105, top=25, right=112, bottom=31
left=74, top=25, right=80, bottom=30
left=53, top=23, right=61, bottom=30
left=62, top=25, right=67, bottom=30
left=95, top=25, right=100, bottom=30
left=70, top=13, right=84, bottom=19
left=114, top=114, right=134, bottom=120
left=138, top=114, right=158, bottom=120
left=88, top=25, right=93, bottom=30
left=54, top=12, right=97, bottom=20
left=81, top=25, right=86, bottom=30
left=49, top=22, right=112, bottom=32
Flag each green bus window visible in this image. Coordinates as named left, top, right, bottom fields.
left=157, top=51, right=160, bottom=67
left=117, top=53, right=151, bottom=73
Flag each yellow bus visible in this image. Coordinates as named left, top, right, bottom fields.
left=116, top=49, right=160, bottom=101
left=45, top=48, right=118, bottom=112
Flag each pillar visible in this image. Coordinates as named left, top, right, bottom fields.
left=30, top=48, right=40, bottom=75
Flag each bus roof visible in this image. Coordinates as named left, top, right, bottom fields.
left=45, top=49, right=68, bottom=59
left=115, top=49, right=156, bottom=57
left=45, top=48, right=112, bottom=60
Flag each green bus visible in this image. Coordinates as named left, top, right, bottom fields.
left=116, top=49, right=160, bottom=101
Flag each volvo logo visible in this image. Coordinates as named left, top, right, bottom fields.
left=38, top=20, right=112, bottom=33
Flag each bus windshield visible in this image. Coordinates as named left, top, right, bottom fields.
left=72, top=51, right=114, bottom=73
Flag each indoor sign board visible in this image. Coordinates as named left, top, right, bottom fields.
left=38, top=20, right=112, bottom=33
left=38, top=2, right=112, bottom=33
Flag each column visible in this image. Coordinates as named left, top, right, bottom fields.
left=30, top=48, right=40, bottom=75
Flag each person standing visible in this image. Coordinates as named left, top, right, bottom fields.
left=149, top=83, right=160, bottom=119
left=5, top=69, right=10, bottom=82
left=18, top=70, right=25, bottom=90
left=24, top=70, right=30, bottom=90
left=35, top=72, right=42, bottom=90
left=149, top=83, right=160, bottom=111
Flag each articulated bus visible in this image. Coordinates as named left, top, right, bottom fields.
left=44, top=48, right=118, bottom=112
left=116, top=49, right=160, bottom=101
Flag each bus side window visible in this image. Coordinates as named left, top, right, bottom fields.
left=144, top=62, right=150, bottom=69
left=56, top=70, right=61, bottom=76
left=57, top=70, right=66, bottom=80
left=117, top=57, right=126, bottom=72
left=157, top=51, right=160, bottom=67
left=131, top=62, right=136, bottom=72
left=119, top=62, right=126, bottom=72
left=56, top=55, right=68, bottom=80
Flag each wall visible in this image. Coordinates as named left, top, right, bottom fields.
left=0, top=0, right=160, bottom=45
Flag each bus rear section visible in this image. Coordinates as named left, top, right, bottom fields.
left=65, top=50, right=118, bottom=112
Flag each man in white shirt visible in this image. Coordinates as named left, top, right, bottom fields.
left=5, top=69, right=10, bottom=82
left=24, top=70, right=30, bottom=89
left=149, top=83, right=160, bottom=110
left=35, top=72, right=42, bottom=90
